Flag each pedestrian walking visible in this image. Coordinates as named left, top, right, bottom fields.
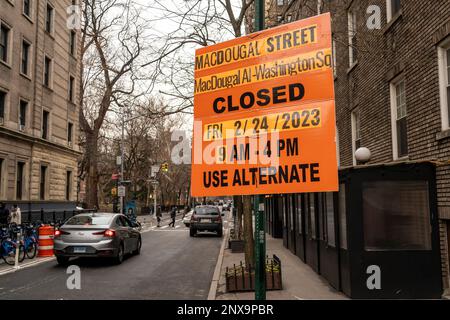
left=169, top=206, right=177, bottom=228
left=0, top=202, right=9, bottom=225
left=9, top=204, right=21, bottom=225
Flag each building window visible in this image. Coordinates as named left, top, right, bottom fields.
left=387, top=0, right=401, bottom=22
left=44, top=56, right=52, bottom=87
left=0, top=90, right=6, bottom=120
left=277, top=0, right=285, bottom=6
left=0, top=23, right=11, bottom=64
left=277, top=15, right=283, bottom=23
left=66, top=171, right=72, bottom=200
left=347, top=9, right=357, bottom=66
left=46, top=3, right=54, bottom=33
left=23, top=0, right=32, bottom=17
left=438, top=41, right=450, bottom=130
left=16, top=162, right=25, bottom=200
left=68, top=122, right=73, bottom=144
left=351, top=109, right=361, bottom=164
left=390, top=78, right=408, bottom=159
left=21, top=40, right=31, bottom=76
left=286, top=14, right=292, bottom=22
left=40, top=165, right=47, bottom=200
left=69, top=76, right=75, bottom=102
left=19, top=100, right=27, bottom=130
left=42, top=110, right=49, bottom=139
left=363, top=181, right=431, bottom=251
left=70, top=31, right=76, bottom=56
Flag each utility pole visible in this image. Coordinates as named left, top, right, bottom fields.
left=254, top=0, right=266, bottom=301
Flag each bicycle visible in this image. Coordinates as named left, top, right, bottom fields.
left=21, top=223, right=38, bottom=259
left=0, top=225, right=26, bottom=265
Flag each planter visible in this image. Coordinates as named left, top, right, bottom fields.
left=229, top=239, right=245, bottom=253
left=225, top=255, right=283, bottom=292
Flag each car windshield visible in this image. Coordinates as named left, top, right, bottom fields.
left=65, top=215, right=112, bottom=226
left=195, top=207, right=219, bottom=215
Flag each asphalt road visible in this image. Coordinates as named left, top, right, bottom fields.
left=0, top=221, right=223, bottom=300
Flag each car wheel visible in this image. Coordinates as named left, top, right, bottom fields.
left=190, top=228, right=196, bottom=237
left=114, top=243, right=124, bottom=264
left=56, top=256, right=69, bottom=266
left=134, top=237, right=142, bottom=255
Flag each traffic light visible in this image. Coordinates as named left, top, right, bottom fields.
left=162, top=163, right=169, bottom=172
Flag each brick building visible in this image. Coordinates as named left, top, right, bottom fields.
left=0, top=0, right=81, bottom=209
left=247, top=0, right=450, bottom=297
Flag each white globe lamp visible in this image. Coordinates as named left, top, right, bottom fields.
left=355, top=147, right=371, bottom=164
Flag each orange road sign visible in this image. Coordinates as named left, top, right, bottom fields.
left=191, top=13, right=338, bottom=197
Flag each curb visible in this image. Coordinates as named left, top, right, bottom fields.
left=208, top=215, right=230, bottom=300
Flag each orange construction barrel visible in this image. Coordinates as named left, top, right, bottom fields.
left=38, top=226, right=55, bottom=257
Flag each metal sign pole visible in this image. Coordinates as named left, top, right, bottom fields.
left=254, top=0, right=266, bottom=301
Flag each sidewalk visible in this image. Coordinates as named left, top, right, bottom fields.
left=215, top=236, right=347, bottom=300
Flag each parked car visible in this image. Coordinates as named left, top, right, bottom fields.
left=190, top=206, right=224, bottom=237
left=53, top=213, right=142, bottom=265
left=183, top=210, right=194, bottom=227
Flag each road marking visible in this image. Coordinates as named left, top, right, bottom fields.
left=0, top=257, right=55, bottom=277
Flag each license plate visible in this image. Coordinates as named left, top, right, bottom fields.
left=201, top=219, right=212, bottom=223
left=73, top=247, right=86, bottom=253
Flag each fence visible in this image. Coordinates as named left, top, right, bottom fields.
left=225, top=255, right=283, bottom=292
left=21, top=209, right=98, bottom=225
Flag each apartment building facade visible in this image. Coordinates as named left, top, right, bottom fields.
left=0, top=0, right=81, bottom=207
left=248, top=0, right=450, bottom=297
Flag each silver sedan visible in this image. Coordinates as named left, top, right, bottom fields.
left=54, top=213, right=142, bottom=265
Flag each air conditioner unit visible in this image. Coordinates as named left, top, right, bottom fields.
left=0, top=117, right=4, bottom=125
left=19, top=125, right=25, bottom=131
left=68, top=141, right=73, bottom=147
